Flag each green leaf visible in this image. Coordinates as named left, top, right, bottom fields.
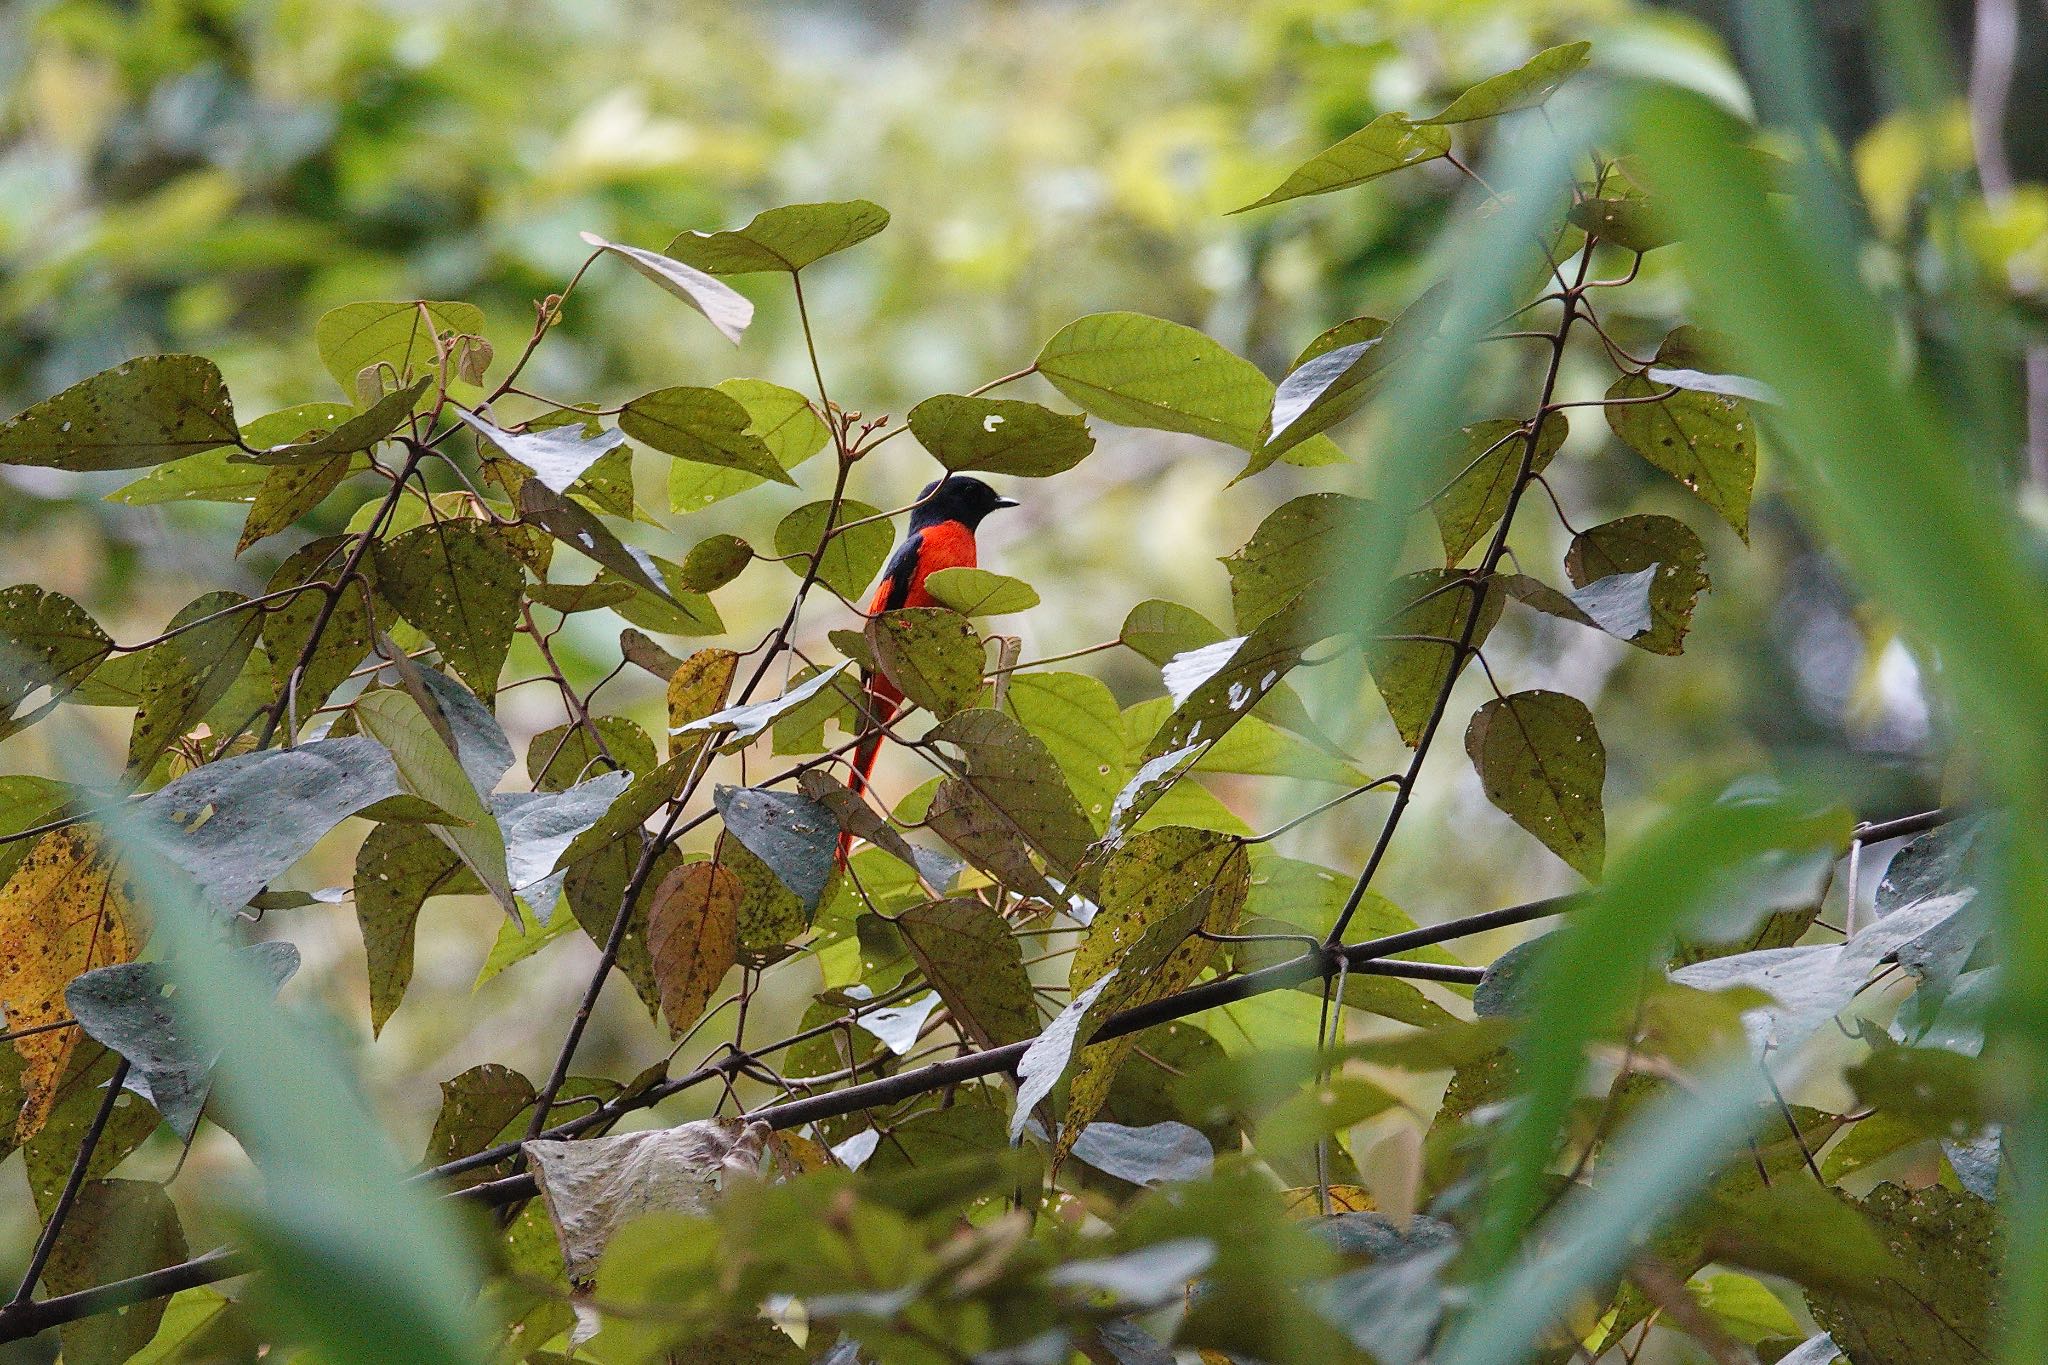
left=1499, top=567, right=1659, bottom=642
left=354, top=687, right=515, bottom=918
left=38, top=1179, right=190, bottom=1365
left=423, top=1063, right=536, bottom=1183
left=374, top=520, right=524, bottom=701
left=663, top=199, right=890, bottom=274
left=1118, top=598, right=1331, bottom=748
left=239, top=378, right=431, bottom=465
left=720, top=835, right=811, bottom=959
left=1366, top=570, right=1505, bottom=746
left=313, top=300, right=485, bottom=394
left=867, top=607, right=986, bottom=719
left=456, top=408, right=624, bottom=492
left=106, top=447, right=273, bottom=506
left=1002, top=670, right=1126, bottom=829
left=527, top=579, right=637, bottom=614
left=0, top=355, right=239, bottom=471
left=647, top=862, right=742, bottom=1034
left=1565, top=514, right=1709, bottom=656
left=1419, top=42, right=1594, bottom=124
left=898, top=899, right=1041, bottom=1049
left=1036, top=312, right=1274, bottom=450
left=1465, top=690, right=1605, bottom=877
left=921, top=566, right=1039, bottom=617
left=1122, top=698, right=1366, bottom=787
left=137, top=737, right=403, bottom=916
left=673, top=661, right=856, bottom=749
left=668, top=379, right=828, bottom=512
left=620, top=386, right=793, bottom=484
left=1430, top=413, right=1569, bottom=564
left=1567, top=194, right=1675, bottom=253
left=0, top=585, right=112, bottom=739
left=355, top=821, right=482, bottom=1034
left=602, top=557, right=726, bottom=638
left=527, top=717, right=656, bottom=790
left=65, top=945, right=299, bottom=1138
left=262, top=537, right=373, bottom=718
left=906, top=394, right=1095, bottom=476
left=1251, top=282, right=1451, bottom=472
left=1234, top=113, right=1452, bottom=212
left=924, top=779, right=1066, bottom=903
left=1223, top=492, right=1368, bottom=632
left=1606, top=336, right=1757, bottom=538
left=1806, top=1184, right=1997, bottom=1363
left=518, top=480, right=678, bottom=605
left=773, top=499, right=893, bottom=602
left=931, top=708, right=1098, bottom=875
left=496, top=772, right=633, bottom=920
left=713, top=786, right=837, bottom=914
left=237, top=454, right=353, bottom=554
left=126, top=592, right=263, bottom=774
left=677, top=534, right=752, bottom=592
left=1254, top=1075, right=1401, bottom=1157
left=579, top=232, right=752, bottom=342
left=1012, top=973, right=1118, bottom=1144
left=0, top=776, right=73, bottom=885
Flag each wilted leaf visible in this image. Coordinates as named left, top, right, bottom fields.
left=773, top=499, right=894, bottom=602
left=898, top=898, right=1041, bottom=1050
left=375, top=521, right=524, bottom=700
left=1366, top=571, right=1504, bottom=746
left=1465, top=690, right=1605, bottom=877
left=1223, top=492, right=1368, bottom=632
left=457, top=408, right=625, bottom=493
left=578, top=232, right=752, bottom=343
left=1431, top=414, right=1568, bottom=564
left=0, top=828, right=142, bottom=1139
left=0, top=355, right=239, bottom=471
left=314, top=300, right=486, bottom=392
left=0, top=585, right=113, bottom=738
left=713, top=786, right=838, bottom=915
left=526, top=1118, right=772, bottom=1281
left=65, top=943, right=299, bottom=1139
left=1235, top=113, right=1451, bottom=212
left=647, top=863, right=742, bottom=1034
left=619, top=386, right=793, bottom=484
left=1419, top=41, right=1593, bottom=124
left=922, top=566, right=1039, bottom=616
left=1565, top=514, right=1709, bottom=655
left=907, top=394, right=1095, bottom=477
left=126, top=592, right=263, bottom=775
left=664, top=200, right=890, bottom=273
left=355, top=821, right=481, bottom=1034
left=868, top=608, right=986, bottom=719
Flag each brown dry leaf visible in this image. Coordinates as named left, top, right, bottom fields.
left=647, top=862, right=742, bottom=1034
left=0, top=827, right=144, bottom=1139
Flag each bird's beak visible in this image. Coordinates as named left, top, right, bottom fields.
left=993, top=497, right=1020, bottom=510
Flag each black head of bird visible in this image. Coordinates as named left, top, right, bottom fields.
left=909, top=475, right=1020, bottom=531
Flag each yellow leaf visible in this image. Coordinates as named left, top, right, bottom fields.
left=1279, top=1184, right=1376, bottom=1217
left=666, top=647, right=739, bottom=759
left=0, top=828, right=143, bottom=1139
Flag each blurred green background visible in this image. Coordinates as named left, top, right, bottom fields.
left=2, top=0, right=2041, bottom=1290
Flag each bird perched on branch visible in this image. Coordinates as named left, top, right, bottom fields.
left=840, top=474, right=1018, bottom=862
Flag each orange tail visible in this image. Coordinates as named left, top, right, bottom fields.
left=836, top=672, right=901, bottom=866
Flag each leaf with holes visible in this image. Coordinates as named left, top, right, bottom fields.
left=674, top=661, right=856, bottom=749
left=236, top=454, right=354, bottom=554
left=1234, top=113, right=1451, bottom=212
left=868, top=608, right=986, bottom=720
left=0, top=586, right=112, bottom=739
left=620, top=386, right=793, bottom=484
left=666, top=647, right=739, bottom=758
left=932, top=708, right=1097, bottom=876
left=65, top=943, right=299, bottom=1139
left=1366, top=571, right=1505, bottom=747
left=713, top=787, right=838, bottom=915
left=925, top=778, right=1067, bottom=904
left=126, top=592, right=264, bottom=775
left=1465, top=690, right=1605, bottom=877
left=1806, top=1184, right=1997, bottom=1364
left=648, top=862, right=742, bottom=1035
left=907, top=394, right=1095, bottom=476
left=518, top=480, right=677, bottom=605
left=720, top=835, right=812, bottom=961
left=0, top=828, right=142, bottom=1140
left=772, top=499, right=894, bottom=603
left=374, top=521, right=524, bottom=701
left=898, top=898, right=1041, bottom=1050
left=0, top=355, right=239, bottom=471
left=1606, top=334, right=1757, bottom=538
left=578, top=233, right=752, bottom=343
left=664, top=200, right=890, bottom=274
left=1431, top=414, right=1568, bottom=563
left=1566, top=514, right=1708, bottom=655
left=1119, top=598, right=1330, bottom=749
left=922, top=567, right=1039, bottom=617
left=1419, top=41, right=1593, bottom=124
left=1004, top=671, right=1127, bottom=830
left=1224, top=492, right=1368, bottom=633
left=424, top=1064, right=536, bottom=1188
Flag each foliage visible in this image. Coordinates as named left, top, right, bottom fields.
left=0, top=8, right=2042, bottom=1365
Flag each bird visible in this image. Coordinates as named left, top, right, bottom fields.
left=839, top=474, right=1018, bottom=863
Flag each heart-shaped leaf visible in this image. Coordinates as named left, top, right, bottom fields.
left=0, top=356, right=239, bottom=472
left=907, top=394, right=1094, bottom=476
left=663, top=200, right=890, bottom=274
left=1465, top=689, right=1605, bottom=877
